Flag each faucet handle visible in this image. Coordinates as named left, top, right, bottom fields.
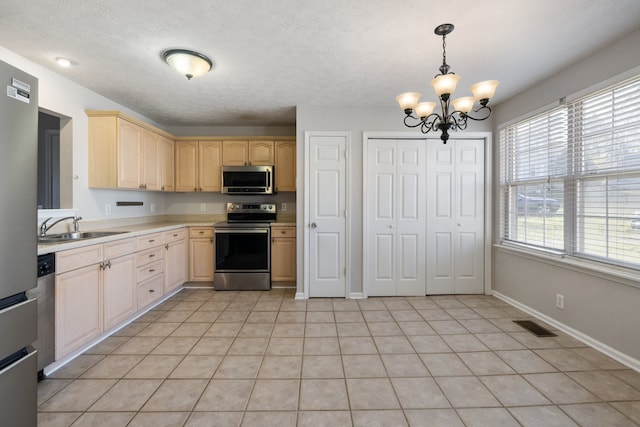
left=73, top=216, right=82, bottom=232
left=40, top=217, right=53, bottom=236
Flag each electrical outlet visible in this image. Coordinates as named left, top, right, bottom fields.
left=150, top=203, right=155, bottom=213
left=556, top=293, right=565, bottom=310
left=281, top=202, right=287, bottom=212
left=105, top=204, right=111, bottom=215
left=200, top=203, right=206, bottom=212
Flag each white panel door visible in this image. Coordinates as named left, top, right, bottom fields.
left=308, top=134, right=347, bottom=297
left=366, top=139, right=426, bottom=296
left=426, top=139, right=484, bottom=294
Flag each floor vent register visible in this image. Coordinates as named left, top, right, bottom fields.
left=513, top=320, right=557, bottom=337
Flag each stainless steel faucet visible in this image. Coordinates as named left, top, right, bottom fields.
left=39, top=216, right=82, bottom=237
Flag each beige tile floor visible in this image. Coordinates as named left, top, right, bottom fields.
left=37, top=288, right=640, bottom=426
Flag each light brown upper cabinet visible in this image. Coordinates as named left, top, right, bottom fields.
left=87, top=111, right=173, bottom=191
left=222, top=141, right=274, bottom=166
left=160, top=135, right=175, bottom=192
left=275, top=141, right=296, bottom=192
left=175, top=140, right=222, bottom=192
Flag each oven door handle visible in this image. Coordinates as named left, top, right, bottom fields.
left=214, top=228, right=269, bottom=234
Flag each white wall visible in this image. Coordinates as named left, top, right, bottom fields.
left=492, top=28, right=640, bottom=361
left=295, top=105, right=492, bottom=296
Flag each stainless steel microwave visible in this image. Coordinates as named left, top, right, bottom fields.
left=221, top=165, right=274, bottom=195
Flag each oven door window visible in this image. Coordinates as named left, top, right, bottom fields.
left=215, top=231, right=269, bottom=271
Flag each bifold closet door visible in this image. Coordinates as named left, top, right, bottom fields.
left=366, top=139, right=426, bottom=296
left=426, top=139, right=484, bottom=294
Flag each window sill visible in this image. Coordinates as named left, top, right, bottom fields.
left=494, top=243, right=640, bottom=290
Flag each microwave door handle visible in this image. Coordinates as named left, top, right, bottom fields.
left=267, top=170, right=271, bottom=188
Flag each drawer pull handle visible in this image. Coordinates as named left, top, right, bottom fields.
left=199, top=231, right=204, bottom=234
left=173, top=233, right=178, bottom=237
left=149, top=289, right=155, bottom=293
left=149, top=269, right=155, bottom=273
left=149, top=239, right=155, bottom=243
left=149, top=254, right=155, bottom=258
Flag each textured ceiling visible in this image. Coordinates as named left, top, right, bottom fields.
left=1, top=0, right=639, bottom=126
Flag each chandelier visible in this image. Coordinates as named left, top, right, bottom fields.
left=396, top=23, right=499, bottom=144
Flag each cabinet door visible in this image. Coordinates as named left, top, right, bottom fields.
left=271, top=237, right=296, bottom=281
left=165, top=239, right=187, bottom=292
left=55, top=264, right=102, bottom=359
left=117, top=119, right=141, bottom=189
left=160, top=136, right=175, bottom=192
left=275, top=141, right=296, bottom=192
left=189, top=238, right=214, bottom=281
left=175, top=141, right=198, bottom=192
left=140, top=129, right=161, bottom=190
left=249, top=141, right=274, bottom=165
left=103, top=254, right=137, bottom=330
left=222, top=141, right=249, bottom=166
left=199, top=140, right=223, bottom=192
left=88, top=115, right=118, bottom=188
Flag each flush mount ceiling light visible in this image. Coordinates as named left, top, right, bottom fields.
left=396, top=23, right=499, bottom=143
left=55, top=57, right=72, bottom=68
left=162, top=49, right=213, bottom=80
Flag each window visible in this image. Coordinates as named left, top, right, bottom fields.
left=500, top=76, right=640, bottom=269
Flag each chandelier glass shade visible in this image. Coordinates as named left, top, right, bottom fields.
left=396, top=24, right=499, bottom=143
left=163, top=49, right=213, bottom=80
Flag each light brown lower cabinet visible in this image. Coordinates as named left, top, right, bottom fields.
left=103, top=253, right=137, bottom=330
left=55, top=228, right=188, bottom=361
left=271, top=225, right=296, bottom=282
left=189, top=227, right=214, bottom=281
left=56, top=237, right=137, bottom=359
left=164, top=229, right=187, bottom=292
left=55, top=262, right=102, bottom=360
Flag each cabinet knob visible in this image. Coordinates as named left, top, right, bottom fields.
left=149, top=239, right=155, bottom=243
left=149, top=289, right=155, bottom=293
left=161, top=186, right=165, bottom=191
left=165, top=244, right=169, bottom=250
left=149, top=254, right=155, bottom=258
left=149, top=269, right=155, bottom=273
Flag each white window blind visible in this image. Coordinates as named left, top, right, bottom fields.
left=568, top=77, right=640, bottom=267
left=500, top=75, right=640, bottom=269
left=500, top=108, right=567, bottom=251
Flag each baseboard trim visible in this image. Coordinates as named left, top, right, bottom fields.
left=295, top=292, right=306, bottom=300
left=492, top=290, right=640, bottom=373
left=349, top=292, right=365, bottom=299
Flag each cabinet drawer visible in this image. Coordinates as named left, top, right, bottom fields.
left=164, top=228, right=185, bottom=243
left=271, top=226, right=296, bottom=238
left=137, top=259, right=163, bottom=283
left=189, top=227, right=213, bottom=238
left=137, top=274, right=163, bottom=309
left=136, top=232, right=163, bottom=250
left=56, top=244, right=103, bottom=274
left=136, top=246, right=164, bottom=267
left=104, top=237, right=136, bottom=259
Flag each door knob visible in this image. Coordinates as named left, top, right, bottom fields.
left=388, top=224, right=394, bottom=229
left=310, top=222, right=317, bottom=229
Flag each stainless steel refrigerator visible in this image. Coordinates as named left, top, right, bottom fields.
left=0, top=59, right=39, bottom=426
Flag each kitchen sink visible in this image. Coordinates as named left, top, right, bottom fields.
left=38, top=231, right=127, bottom=244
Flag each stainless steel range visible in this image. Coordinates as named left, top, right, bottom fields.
left=214, top=203, right=276, bottom=291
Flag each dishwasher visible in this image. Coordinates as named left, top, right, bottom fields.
left=28, top=253, right=55, bottom=380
